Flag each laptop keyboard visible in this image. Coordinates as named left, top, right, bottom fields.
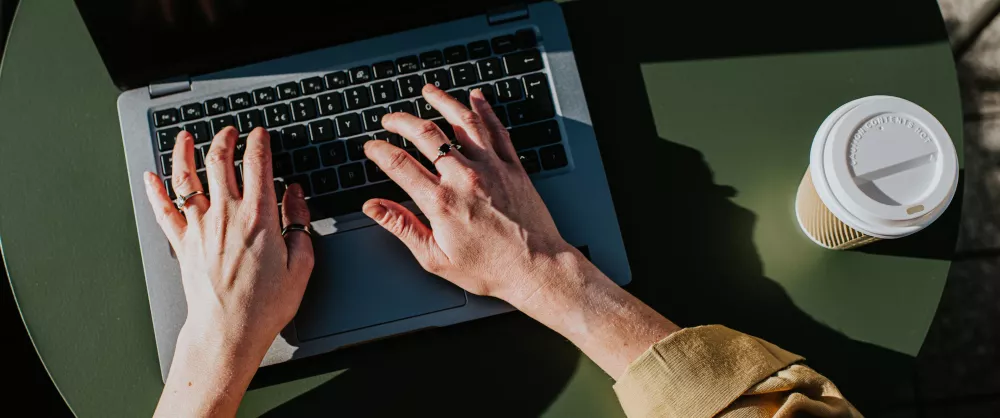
left=151, top=28, right=569, bottom=221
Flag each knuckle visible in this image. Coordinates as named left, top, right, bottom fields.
left=415, top=121, right=441, bottom=141
left=429, top=188, right=454, bottom=208
left=171, top=171, right=193, bottom=189
left=458, top=110, right=480, bottom=127
left=385, top=149, right=411, bottom=171
left=204, top=150, right=230, bottom=168
left=243, top=147, right=271, bottom=166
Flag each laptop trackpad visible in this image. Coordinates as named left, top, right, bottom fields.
left=294, top=224, right=467, bottom=341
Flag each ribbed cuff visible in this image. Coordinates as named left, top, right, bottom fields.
left=612, top=325, right=803, bottom=418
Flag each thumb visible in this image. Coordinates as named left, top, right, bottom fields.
left=362, top=198, right=448, bottom=274
left=281, top=183, right=315, bottom=277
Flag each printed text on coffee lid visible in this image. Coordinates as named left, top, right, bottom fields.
left=848, top=114, right=932, bottom=167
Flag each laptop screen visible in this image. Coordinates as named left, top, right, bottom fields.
left=75, top=0, right=531, bottom=90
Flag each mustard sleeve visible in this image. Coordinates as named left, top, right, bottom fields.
left=612, top=325, right=862, bottom=418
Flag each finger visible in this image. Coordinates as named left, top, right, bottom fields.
left=170, top=131, right=208, bottom=216
left=241, top=127, right=276, bottom=204
left=362, top=199, right=449, bottom=275
left=470, top=89, right=518, bottom=164
left=363, top=140, right=439, bottom=205
left=281, top=184, right=315, bottom=277
left=420, top=84, right=492, bottom=159
left=143, top=171, right=185, bottom=245
left=204, top=126, right=241, bottom=201
left=382, top=112, right=470, bottom=175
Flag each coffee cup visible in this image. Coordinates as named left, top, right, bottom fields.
left=795, top=96, right=959, bottom=249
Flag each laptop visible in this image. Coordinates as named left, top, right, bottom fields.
left=76, top=0, right=630, bottom=380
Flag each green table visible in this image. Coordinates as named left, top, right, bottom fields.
left=0, top=1, right=964, bottom=416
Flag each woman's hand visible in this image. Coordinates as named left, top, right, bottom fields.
left=361, top=85, right=576, bottom=308
left=144, top=127, right=314, bottom=417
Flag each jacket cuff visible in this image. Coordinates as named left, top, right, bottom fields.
left=612, top=325, right=803, bottom=418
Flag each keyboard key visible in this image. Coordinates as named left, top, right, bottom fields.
left=346, top=136, right=370, bottom=160
left=388, top=133, right=404, bottom=148
left=338, top=162, right=367, bottom=187
left=318, top=92, right=344, bottom=116
left=363, top=107, right=387, bottom=131
left=448, top=90, right=470, bottom=108
left=211, top=115, right=236, bottom=135
left=284, top=175, right=312, bottom=196
left=433, top=119, right=455, bottom=140
left=273, top=152, right=294, bottom=177
left=523, top=73, right=551, bottom=100
left=264, top=103, right=292, bottom=128
left=195, top=148, right=205, bottom=169
left=424, top=69, right=452, bottom=90
left=153, top=108, right=180, bottom=127
left=495, top=79, right=523, bottom=102
left=281, top=125, right=309, bottom=149
left=451, top=63, right=478, bottom=87
left=371, top=80, right=397, bottom=105
left=164, top=179, right=176, bottom=199
left=307, top=180, right=409, bottom=219
left=160, top=154, right=173, bottom=176
left=181, top=121, right=209, bottom=144
left=509, top=120, right=561, bottom=150
left=396, top=55, right=420, bottom=74
left=324, top=71, right=348, bottom=89
left=252, top=87, right=276, bottom=105
left=504, top=49, right=544, bottom=75
left=539, top=144, right=568, bottom=169
left=309, top=119, right=335, bottom=143
left=292, top=147, right=320, bottom=172
left=277, top=82, right=301, bottom=100
left=204, top=98, right=228, bottom=116
left=415, top=98, right=440, bottom=119
left=518, top=150, right=541, bottom=174
left=300, top=77, right=325, bottom=94
left=180, top=103, right=204, bottom=121
left=235, top=136, right=250, bottom=159
left=157, top=127, right=181, bottom=151
left=515, top=29, right=537, bottom=49
left=365, top=160, right=388, bottom=182
left=197, top=171, right=209, bottom=189
left=344, top=86, right=371, bottom=110
left=470, top=84, right=497, bottom=104
left=371, top=131, right=391, bottom=141
left=311, top=168, right=339, bottom=194
left=349, top=66, right=372, bottom=84
left=336, top=113, right=364, bottom=138
left=319, top=141, right=348, bottom=166
left=420, top=50, right=444, bottom=69
left=491, top=35, right=517, bottom=54
left=389, top=101, right=416, bottom=116
left=372, top=61, right=396, bottom=79
left=478, top=58, right=503, bottom=81
left=492, top=105, right=510, bottom=127
left=229, top=92, right=252, bottom=110
left=444, top=45, right=468, bottom=64
left=237, top=109, right=263, bottom=133
left=274, top=179, right=285, bottom=202
left=468, top=40, right=491, bottom=59
left=291, top=98, right=318, bottom=122
left=198, top=144, right=211, bottom=163
left=398, top=75, right=423, bottom=99
left=268, top=130, right=283, bottom=153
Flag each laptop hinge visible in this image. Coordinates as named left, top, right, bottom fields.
left=487, top=4, right=529, bottom=25
left=148, top=77, right=192, bottom=99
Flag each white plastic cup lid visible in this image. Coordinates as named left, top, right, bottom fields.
left=809, top=96, right=958, bottom=239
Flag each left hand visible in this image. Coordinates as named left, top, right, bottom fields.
left=145, top=127, right=314, bottom=417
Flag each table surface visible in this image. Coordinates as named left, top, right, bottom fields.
left=0, top=0, right=965, bottom=416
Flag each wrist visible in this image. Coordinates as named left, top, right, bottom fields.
left=500, top=243, right=604, bottom=312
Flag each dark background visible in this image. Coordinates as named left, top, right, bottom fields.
left=1, top=0, right=998, bottom=416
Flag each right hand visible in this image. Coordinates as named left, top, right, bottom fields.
left=362, top=85, right=578, bottom=306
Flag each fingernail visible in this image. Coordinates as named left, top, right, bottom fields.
left=471, top=88, right=484, bottom=99
left=363, top=201, right=387, bottom=220
left=143, top=171, right=155, bottom=186
left=289, top=183, right=304, bottom=198
left=363, top=139, right=376, bottom=150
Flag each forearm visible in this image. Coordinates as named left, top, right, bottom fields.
left=512, top=247, right=681, bottom=379
left=154, top=324, right=266, bottom=417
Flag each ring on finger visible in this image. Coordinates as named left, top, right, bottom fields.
left=175, top=190, right=207, bottom=211
left=282, top=223, right=312, bottom=237
left=432, top=142, right=462, bottom=164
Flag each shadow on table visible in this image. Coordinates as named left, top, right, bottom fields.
left=254, top=1, right=953, bottom=416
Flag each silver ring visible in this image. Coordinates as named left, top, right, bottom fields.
left=282, top=224, right=311, bottom=237
left=175, top=190, right=206, bottom=209
left=432, top=142, right=462, bottom=164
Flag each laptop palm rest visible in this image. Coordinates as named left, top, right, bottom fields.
left=294, top=223, right=467, bottom=342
